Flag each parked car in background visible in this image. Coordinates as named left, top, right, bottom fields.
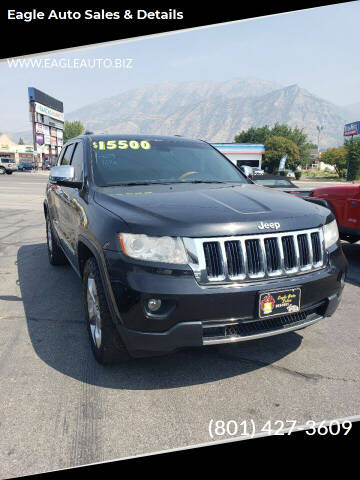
left=0, top=158, right=18, bottom=175
left=18, top=161, right=35, bottom=171
left=305, top=184, right=360, bottom=243
left=252, top=173, right=298, bottom=190
left=252, top=173, right=312, bottom=196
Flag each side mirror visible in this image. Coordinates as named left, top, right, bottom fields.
left=49, top=165, right=82, bottom=188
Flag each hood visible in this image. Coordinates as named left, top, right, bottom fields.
left=94, top=183, right=331, bottom=237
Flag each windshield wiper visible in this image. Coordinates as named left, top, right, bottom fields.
left=180, top=180, right=228, bottom=184
left=102, top=180, right=236, bottom=187
left=103, top=181, right=175, bottom=187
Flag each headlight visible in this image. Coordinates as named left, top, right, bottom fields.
left=118, top=233, right=188, bottom=264
left=323, top=220, right=339, bottom=250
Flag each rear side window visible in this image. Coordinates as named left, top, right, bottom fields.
left=61, top=144, right=75, bottom=165
left=70, top=143, right=84, bottom=181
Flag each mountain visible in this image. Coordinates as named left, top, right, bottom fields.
left=7, top=78, right=349, bottom=148
left=65, top=78, right=346, bottom=148
left=153, top=84, right=345, bottom=146
left=67, top=77, right=282, bottom=122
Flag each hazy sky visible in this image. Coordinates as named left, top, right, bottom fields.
left=1, top=2, right=359, bottom=132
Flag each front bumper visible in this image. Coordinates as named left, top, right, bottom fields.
left=104, top=244, right=347, bottom=358
left=112, top=293, right=341, bottom=357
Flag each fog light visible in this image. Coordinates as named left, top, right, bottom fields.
left=147, top=298, right=162, bottom=312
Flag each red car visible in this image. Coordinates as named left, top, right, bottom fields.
left=306, top=184, right=360, bottom=243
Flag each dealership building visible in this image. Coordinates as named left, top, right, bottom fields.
left=28, top=87, right=64, bottom=165
left=0, top=134, right=36, bottom=163
left=211, top=143, right=265, bottom=169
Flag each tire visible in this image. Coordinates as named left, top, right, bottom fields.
left=46, top=214, right=67, bottom=266
left=83, top=257, right=130, bottom=365
left=342, top=234, right=359, bottom=244
left=6, top=171, right=12, bottom=175
left=0, top=167, right=5, bottom=175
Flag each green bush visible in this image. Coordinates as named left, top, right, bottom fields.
left=345, top=137, right=360, bottom=180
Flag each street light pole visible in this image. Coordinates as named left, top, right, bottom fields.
left=316, top=125, right=324, bottom=162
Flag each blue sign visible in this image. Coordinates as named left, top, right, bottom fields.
left=344, top=121, right=360, bottom=137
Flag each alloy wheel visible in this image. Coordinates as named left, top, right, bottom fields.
left=87, top=276, right=102, bottom=349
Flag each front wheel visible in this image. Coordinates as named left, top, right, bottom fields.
left=83, top=257, right=130, bottom=365
left=6, top=171, right=13, bottom=175
left=0, top=167, right=5, bottom=175
left=342, top=234, right=359, bottom=244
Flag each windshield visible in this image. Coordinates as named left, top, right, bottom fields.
left=90, top=136, right=248, bottom=187
left=254, top=178, right=295, bottom=187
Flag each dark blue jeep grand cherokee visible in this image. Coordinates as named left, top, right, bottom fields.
left=44, top=134, right=347, bottom=364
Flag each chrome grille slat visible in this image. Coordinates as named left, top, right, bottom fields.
left=183, top=227, right=325, bottom=285
left=224, top=240, right=244, bottom=279
left=264, top=237, right=281, bottom=275
left=311, top=232, right=322, bottom=266
left=298, top=234, right=309, bottom=267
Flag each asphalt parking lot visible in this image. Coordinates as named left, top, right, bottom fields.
left=0, top=173, right=359, bottom=478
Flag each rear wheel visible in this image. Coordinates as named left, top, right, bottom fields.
left=83, top=257, right=130, bottom=365
left=46, top=214, right=67, bottom=265
left=6, top=171, right=12, bottom=175
left=0, top=167, right=5, bottom=175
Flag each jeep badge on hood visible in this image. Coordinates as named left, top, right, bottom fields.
left=257, top=221, right=281, bottom=230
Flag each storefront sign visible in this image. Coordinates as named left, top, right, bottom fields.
left=35, top=102, right=64, bottom=122
left=36, top=133, right=44, bottom=145
left=35, top=123, right=44, bottom=134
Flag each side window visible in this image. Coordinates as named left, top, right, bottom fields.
left=61, top=144, right=75, bottom=165
left=57, top=147, right=66, bottom=166
left=70, top=143, right=84, bottom=181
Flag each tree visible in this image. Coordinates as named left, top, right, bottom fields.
left=263, top=136, right=301, bottom=173
left=345, top=137, right=360, bottom=181
left=234, top=125, right=271, bottom=144
left=235, top=123, right=313, bottom=165
left=319, top=146, right=347, bottom=178
left=63, top=120, right=85, bottom=143
left=18, top=137, right=24, bottom=145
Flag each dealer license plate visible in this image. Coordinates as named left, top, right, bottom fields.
left=259, top=288, right=301, bottom=318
